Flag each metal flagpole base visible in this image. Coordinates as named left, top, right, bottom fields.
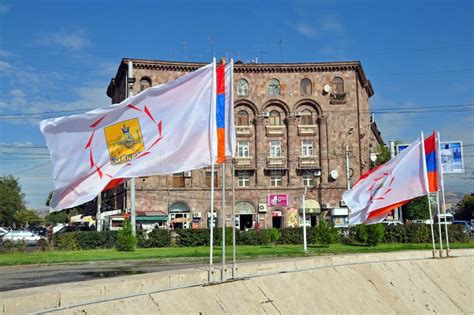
left=446, top=249, right=450, bottom=257
left=232, top=263, right=237, bottom=279
left=220, top=264, right=227, bottom=282
left=439, top=250, right=443, bottom=258
left=431, top=250, right=436, bottom=258
left=208, top=265, right=215, bottom=283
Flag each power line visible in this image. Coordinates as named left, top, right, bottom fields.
left=12, top=161, right=51, bottom=175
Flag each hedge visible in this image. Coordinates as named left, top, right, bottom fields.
left=277, top=227, right=317, bottom=245
left=54, top=231, right=117, bottom=250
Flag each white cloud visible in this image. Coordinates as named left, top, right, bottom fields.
left=0, top=60, right=13, bottom=72
left=0, top=49, right=12, bottom=57
left=0, top=4, right=8, bottom=13
left=37, top=29, right=91, bottom=51
left=321, top=15, right=343, bottom=33
left=294, top=22, right=318, bottom=38
left=10, top=89, right=25, bottom=98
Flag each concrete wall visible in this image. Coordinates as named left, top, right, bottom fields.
left=1, top=250, right=472, bottom=314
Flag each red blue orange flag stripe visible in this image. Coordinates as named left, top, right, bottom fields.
left=216, top=63, right=226, bottom=164
left=424, top=132, right=439, bottom=192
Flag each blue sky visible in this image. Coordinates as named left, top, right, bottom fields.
left=0, top=0, right=473, bottom=208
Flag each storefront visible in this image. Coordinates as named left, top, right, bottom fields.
left=299, top=199, right=320, bottom=227
left=331, top=208, right=349, bottom=228
left=169, top=202, right=191, bottom=229
left=136, top=211, right=168, bottom=231
left=235, top=201, right=255, bottom=230
left=272, top=210, right=284, bottom=229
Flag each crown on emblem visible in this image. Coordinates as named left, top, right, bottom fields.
left=121, top=124, right=130, bottom=134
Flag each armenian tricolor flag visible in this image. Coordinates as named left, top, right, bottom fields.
left=216, top=62, right=226, bottom=164
left=424, top=132, right=439, bottom=192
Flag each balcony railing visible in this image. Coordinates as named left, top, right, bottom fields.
left=236, top=126, right=253, bottom=137
left=297, top=125, right=317, bottom=136
left=330, top=92, right=346, bottom=104
left=265, top=125, right=285, bottom=136
left=266, top=156, right=286, bottom=168
left=234, top=157, right=253, bottom=168
left=298, top=156, right=318, bottom=168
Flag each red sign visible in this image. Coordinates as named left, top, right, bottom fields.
left=272, top=210, right=283, bottom=217
left=267, top=194, right=288, bottom=207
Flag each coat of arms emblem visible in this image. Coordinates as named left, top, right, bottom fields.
left=104, top=118, right=145, bottom=164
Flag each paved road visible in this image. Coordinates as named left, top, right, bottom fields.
left=0, top=260, right=208, bottom=292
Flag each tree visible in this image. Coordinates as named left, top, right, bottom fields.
left=14, top=209, right=43, bottom=226
left=403, top=196, right=430, bottom=220
left=44, top=210, right=69, bottom=225
left=370, top=144, right=391, bottom=169
left=455, top=194, right=474, bottom=221
left=0, top=176, right=26, bottom=226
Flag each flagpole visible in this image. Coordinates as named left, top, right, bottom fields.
left=125, top=60, right=137, bottom=236
left=96, top=193, right=102, bottom=232
left=221, top=162, right=226, bottom=281
left=231, top=160, right=237, bottom=279
left=420, top=131, right=437, bottom=258
left=437, top=131, right=450, bottom=256
left=209, top=58, right=217, bottom=282
left=436, top=191, right=443, bottom=257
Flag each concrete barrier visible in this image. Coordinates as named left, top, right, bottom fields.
left=1, top=249, right=473, bottom=314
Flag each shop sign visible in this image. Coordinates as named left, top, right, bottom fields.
left=272, top=210, right=283, bottom=217
left=287, top=208, right=298, bottom=228
left=267, top=194, right=288, bottom=207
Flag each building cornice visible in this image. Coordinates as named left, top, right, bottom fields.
left=111, top=58, right=375, bottom=97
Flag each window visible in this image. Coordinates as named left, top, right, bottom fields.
left=270, top=174, right=282, bottom=187
left=268, top=79, right=280, bottom=96
left=301, top=140, right=313, bottom=157
left=300, top=109, right=313, bottom=125
left=302, top=174, right=314, bottom=187
left=332, top=77, right=344, bottom=93
left=172, top=173, right=185, bottom=188
left=206, top=172, right=218, bottom=187
left=140, top=77, right=152, bottom=91
left=238, top=172, right=250, bottom=187
left=237, top=79, right=249, bottom=96
left=236, top=110, right=249, bottom=126
left=269, top=110, right=281, bottom=126
left=237, top=141, right=250, bottom=158
left=269, top=141, right=281, bottom=157
left=300, top=78, right=312, bottom=96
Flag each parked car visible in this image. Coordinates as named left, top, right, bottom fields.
left=452, top=221, right=472, bottom=235
left=55, top=224, right=93, bottom=234
left=28, top=226, right=47, bottom=237
left=2, top=230, right=43, bottom=245
left=0, top=227, right=10, bottom=238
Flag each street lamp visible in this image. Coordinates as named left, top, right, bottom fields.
left=302, top=187, right=308, bottom=252
left=344, top=127, right=354, bottom=191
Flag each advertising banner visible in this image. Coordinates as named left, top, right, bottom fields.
left=397, top=141, right=464, bottom=174
left=267, top=194, right=289, bottom=207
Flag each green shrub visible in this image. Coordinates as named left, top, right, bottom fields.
left=338, top=227, right=358, bottom=244
left=316, top=219, right=338, bottom=247
left=54, top=231, right=117, bottom=250
left=55, top=233, right=79, bottom=251
left=238, top=229, right=273, bottom=245
left=217, top=227, right=234, bottom=246
left=2, top=240, right=14, bottom=252
left=356, top=225, right=368, bottom=244
left=433, top=224, right=471, bottom=243
left=383, top=225, right=406, bottom=243
left=176, top=229, right=218, bottom=247
left=37, top=238, right=48, bottom=251
left=366, top=224, right=385, bottom=246
left=406, top=224, right=429, bottom=243
left=268, top=228, right=280, bottom=244
left=277, top=228, right=303, bottom=244
left=143, top=228, right=171, bottom=247
left=115, top=219, right=137, bottom=251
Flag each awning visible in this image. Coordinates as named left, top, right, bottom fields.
left=136, top=215, right=168, bottom=222
left=235, top=201, right=255, bottom=214
left=299, top=199, right=320, bottom=214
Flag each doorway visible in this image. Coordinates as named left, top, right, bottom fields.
left=239, top=214, right=253, bottom=231
left=272, top=216, right=283, bottom=229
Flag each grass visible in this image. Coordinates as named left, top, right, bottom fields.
left=0, top=242, right=473, bottom=266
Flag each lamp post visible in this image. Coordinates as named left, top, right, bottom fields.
left=344, top=127, right=354, bottom=191
left=302, top=187, right=308, bottom=252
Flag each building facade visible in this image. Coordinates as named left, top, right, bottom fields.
left=105, top=59, right=383, bottom=230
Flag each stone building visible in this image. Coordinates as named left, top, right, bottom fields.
left=105, top=59, right=383, bottom=230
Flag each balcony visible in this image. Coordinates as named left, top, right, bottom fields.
left=236, top=125, right=253, bottom=137
left=330, top=92, right=346, bottom=104
left=297, top=125, right=317, bottom=136
left=298, top=156, right=319, bottom=168
left=234, top=157, right=254, bottom=169
left=266, top=126, right=285, bottom=136
left=266, top=156, right=286, bottom=168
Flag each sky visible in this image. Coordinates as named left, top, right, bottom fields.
left=0, top=0, right=473, bottom=209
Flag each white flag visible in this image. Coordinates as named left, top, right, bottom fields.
left=343, top=137, right=428, bottom=225
left=225, top=59, right=236, bottom=157
left=40, top=63, right=216, bottom=211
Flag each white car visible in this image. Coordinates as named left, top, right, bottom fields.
left=2, top=230, right=43, bottom=245
left=0, top=227, right=9, bottom=238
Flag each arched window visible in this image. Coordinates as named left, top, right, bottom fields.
left=237, top=79, right=249, bottom=96
left=140, top=77, right=152, bottom=91
left=268, top=79, right=280, bottom=96
left=236, top=110, right=249, bottom=126
left=269, top=110, right=281, bottom=126
left=300, top=78, right=312, bottom=96
left=300, top=109, right=313, bottom=125
left=332, top=77, right=344, bottom=93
